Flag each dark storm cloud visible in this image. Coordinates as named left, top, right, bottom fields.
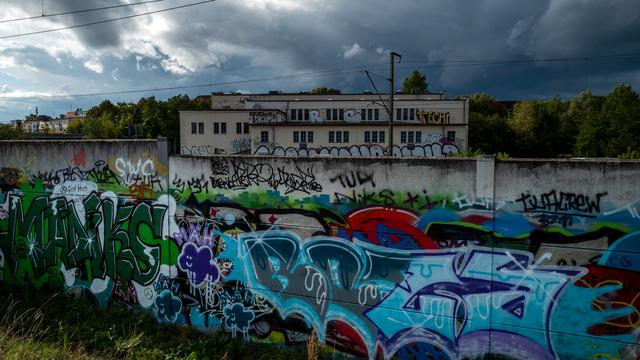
left=1, top=0, right=640, bottom=121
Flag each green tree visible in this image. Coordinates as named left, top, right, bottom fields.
left=468, top=93, right=513, bottom=155
left=0, top=124, right=31, bottom=139
left=310, top=87, right=341, bottom=95
left=601, top=84, right=640, bottom=157
left=402, top=70, right=428, bottom=94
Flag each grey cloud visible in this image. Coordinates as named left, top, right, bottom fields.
left=2, top=0, right=640, bottom=121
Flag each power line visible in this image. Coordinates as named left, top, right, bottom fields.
left=0, top=0, right=216, bottom=40
left=0, top=52, right=638, bottom=101
left=398, top=53, right=640, bottom=69
left=0, top=0, right=169, bottom=24
left=0, top=64, right=389, bottom=100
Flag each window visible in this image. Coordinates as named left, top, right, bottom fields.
left=293, top=131, right=299, bottom=143
left=339, top=109, right=344, bottom=121
left=191, top=122, right=197, bottom=134
left=333, top=109, right=338, bottom=121
left=408, top=131, right=414, bottom=143
left=214, top=122, right=219, bottom=134
left=198, top=122, right=204, bottom=134
left=221, top=122, right=227, bottom=134
left=401, top=131, right=407, bottom=143
left=304, top=109, right=309, bottom=121
left=243, top=122, right=250, bottom=134
left=410, top=109, right=415, bottom=121
left=291, top=109, right=297, bottom=121
left=368, top=109, right=373, bottom=121
left=364, top=131, right=371, bottom=143
left=300, top=131, right=307, bottom=143
left=379, top=131, right=385, bottom=143
left=260, top=131, right=269, bottom=143
left=307, top=131, right=313, bottom=143
left=403, top=108, right=409, bottom=121
left=447, top=131, right=456, bottom=142
left=297, top=109, right=303, bottom=121
left=396, top=109, right=402, bottom=121
left=371, top=131, right=378, bottom=143
left=326, top=109, right=331, bottom=121
left=236, top=122, right=242, bottom=134
left=329, top=130, right=348, bottom=143
left=416, top=131, right=422, bottom=143
left=374, top=109, right=380, bottom=120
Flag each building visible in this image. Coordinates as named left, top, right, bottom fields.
left=50, top=108, right=86, bottom=133
left=180, top=92, right=468, bottom=157
left=13, top=108, right=86, bottom=134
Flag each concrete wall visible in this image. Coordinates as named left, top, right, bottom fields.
left=1, top=140, right=640, bottom=359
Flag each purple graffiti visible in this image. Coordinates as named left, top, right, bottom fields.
left=178, top=242, right=220, bottom=286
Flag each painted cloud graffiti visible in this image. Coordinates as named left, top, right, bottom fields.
left=178, top=242, right=220, bottom=287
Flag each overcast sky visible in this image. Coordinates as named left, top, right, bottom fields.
left=0, top=0, right=639, bottom=121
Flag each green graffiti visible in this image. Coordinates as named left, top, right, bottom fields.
left=0, top=192, right=167, bottom=286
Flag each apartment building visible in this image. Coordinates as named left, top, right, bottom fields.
left=179, top=92, right=468, bottom=157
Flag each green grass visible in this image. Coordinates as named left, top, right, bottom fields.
left=0, top=283, right=311, bottom=360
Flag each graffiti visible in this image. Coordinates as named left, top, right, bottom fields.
left=155, top=290, right=182, bottom=323
left=181, top=145, right=212, bottom=156
left=0, top=191, right=171, bottom=286
left=230, top=138, right=251, bottom=153
left=2, top=144, right=640, bottom=360
left=329, top=170, right=376, bottom=189
left=30, top=161, right=121, bottom=187
left=516, top=190, right=607, bottom=216
left=0, top=167, right=22, bottom=190
left=186, top=159, right=323, bottom=194
left=253, top=143, right=460, bottom=157
left=178, top=242, right=220, bottom=287
left=416, top=110, right=450, bottom=124
left=115, top=158, right=162, bottom=190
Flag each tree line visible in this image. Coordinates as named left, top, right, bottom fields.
left=468, top=84, right=640, bottom=159
left=1, top=79, right=638, bottom=159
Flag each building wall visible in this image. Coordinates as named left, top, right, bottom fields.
left=250, top=123, right=467, bottom=157
left=179, top=111, right=251, bottom=155
left=202, top=93, right=469, bottom=158
left=3, top=140, right=638, bottom=359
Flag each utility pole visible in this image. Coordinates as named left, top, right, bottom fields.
left=388, top=51, right=401, bottom=156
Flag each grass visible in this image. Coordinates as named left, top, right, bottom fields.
left=0, top=283, right=313, bottom=360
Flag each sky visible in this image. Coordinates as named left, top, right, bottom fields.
left=0, top=0, right=639, bottom=122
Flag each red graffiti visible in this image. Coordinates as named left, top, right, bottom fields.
left=577, top=265, right=640, bottom=336
left=73, top=148, right=86, bottom=168
left=342, top=206, right=438, bottom=249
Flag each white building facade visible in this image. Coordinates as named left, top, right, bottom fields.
left=180, top=92, right=468, bottom=157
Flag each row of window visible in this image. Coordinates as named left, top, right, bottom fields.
left=236, top=122, right=250, bottom=134
left=364, top=131, right=385, bottom=144
left=190, top=121, right=250, bottom=135
left=289, top=130, right=455, bottom=144
left=293, top=131, right=314, bottom=143
left=399, top=130, right=456, bottom=143
left=289, top=108, right=381, bottom=121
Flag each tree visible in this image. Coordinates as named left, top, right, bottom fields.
left=468, top=93, right=514, bottom=154
left=310, top=87, right=341, bottom=95
left=0, top=124, right=30, bottom=140
left=402, top=70, right=428, bottom=94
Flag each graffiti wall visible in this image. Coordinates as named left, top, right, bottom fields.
left=1, top=140, right=640, bottom=360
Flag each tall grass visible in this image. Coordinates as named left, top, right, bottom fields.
left=0, top=284, right=313, bottom=359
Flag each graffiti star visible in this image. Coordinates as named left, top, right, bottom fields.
left=26, top=233, right=42, bottom=262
